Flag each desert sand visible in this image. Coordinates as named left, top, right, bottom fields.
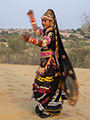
left=0, top=64, right=90, bottom=120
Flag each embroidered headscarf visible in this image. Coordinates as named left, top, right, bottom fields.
left=42, top=9, right=79, bottom=106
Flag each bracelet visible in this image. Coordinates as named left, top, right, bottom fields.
left=28, top=37, right=38, bottom=45
left=30, top=17, right=36, bottom=24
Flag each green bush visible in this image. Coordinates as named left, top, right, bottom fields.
left=2, top=31, right=5, bottom=34
left=80, top=30, right=85, bottom=35
left=0, top=33, right=40, bottom=65
left=69, top=34, right=78, bottom=38
left=67, top=39, right=90, bottom=68
left=0, top=31, right=90, bottom=68
left=77, top=28, right=82, bottom=31
left=73, top=30, right=76, bottom=33
left=6, top=31, right=8, bottom=34
left=84, top=35, right=90, bottom=39
left=60, top=34, right=65, bottom=39
left=0, top=38, right=7, bottom=42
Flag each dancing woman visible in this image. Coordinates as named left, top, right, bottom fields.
left=23, top=9, right=78, bottom=118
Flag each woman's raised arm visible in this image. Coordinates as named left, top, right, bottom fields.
left=27, top=10, right=37, bottom=32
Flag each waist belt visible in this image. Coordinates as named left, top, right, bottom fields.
left=40, top=51, right=55, bottom=58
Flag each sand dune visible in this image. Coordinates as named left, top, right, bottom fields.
left=0, top=64, right=90, bottom=120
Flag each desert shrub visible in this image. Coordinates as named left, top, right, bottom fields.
left=6, top=31, right=8, bottom=34
left=73, top=30, right=76, bottom=33
left=80, top=30, right=85, bottom=35
left=0, top=31, right=90, bottom=67
left=67, top=39, right=90, bottom=68
left=0, top=33, right=40, bottom=65
left=69, top=34, right=78, bottom=38
left=0, top=43, right=40, bottom=65
left=84, top=35, right=90, bottom=39
left=0, top=44, right=12, bottom=55
left=8, top=38, right=29, bottom=53
left=69, top=34, right=78, bottom=41
left=0, top=38, right=7, bottom=42
left=84, top=42, right=90, bottom=46
left=77, top=28, right=82, bottom=31
left=60, top=34, right=65, bottom=39
left=2, top=31, right=5, bottom=34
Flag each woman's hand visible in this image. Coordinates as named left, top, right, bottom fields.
left=27, top=10, right=34, bottom=18
left=27, top=10, right=37, bottom=31
left=22, top=33, right=29, bottom=42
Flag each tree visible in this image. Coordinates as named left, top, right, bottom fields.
left=73, top=30, right=76, bottom=33
left=6, top=31, right=8, bottom=34
left=8, top=36, right=29, bottom=53
left=60, top=34, right=65, bottom=39
left=2, top=31, right=5, bottom=34
left=0, top=38, right=7, bottom=42
left=68, top=38, right=90, bottom=68
left=77, top=28, right=82, bottom=31
left=69, top=34, right=78, bottom=41
left=82, top=12, right=90, bottom=38
left=80, top=30, right=85, bottom=35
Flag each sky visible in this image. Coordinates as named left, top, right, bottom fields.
left=0, top=0, right=90, bottom=29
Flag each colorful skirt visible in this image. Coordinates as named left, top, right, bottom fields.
left=33, top=73, right=67, bottom=118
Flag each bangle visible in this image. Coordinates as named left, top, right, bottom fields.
left=28, top=37, right=38, bottom=45
left=30, top=17, right=36, bottom=24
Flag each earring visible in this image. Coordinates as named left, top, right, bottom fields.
left=51, top=22, right=53, bottom=27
